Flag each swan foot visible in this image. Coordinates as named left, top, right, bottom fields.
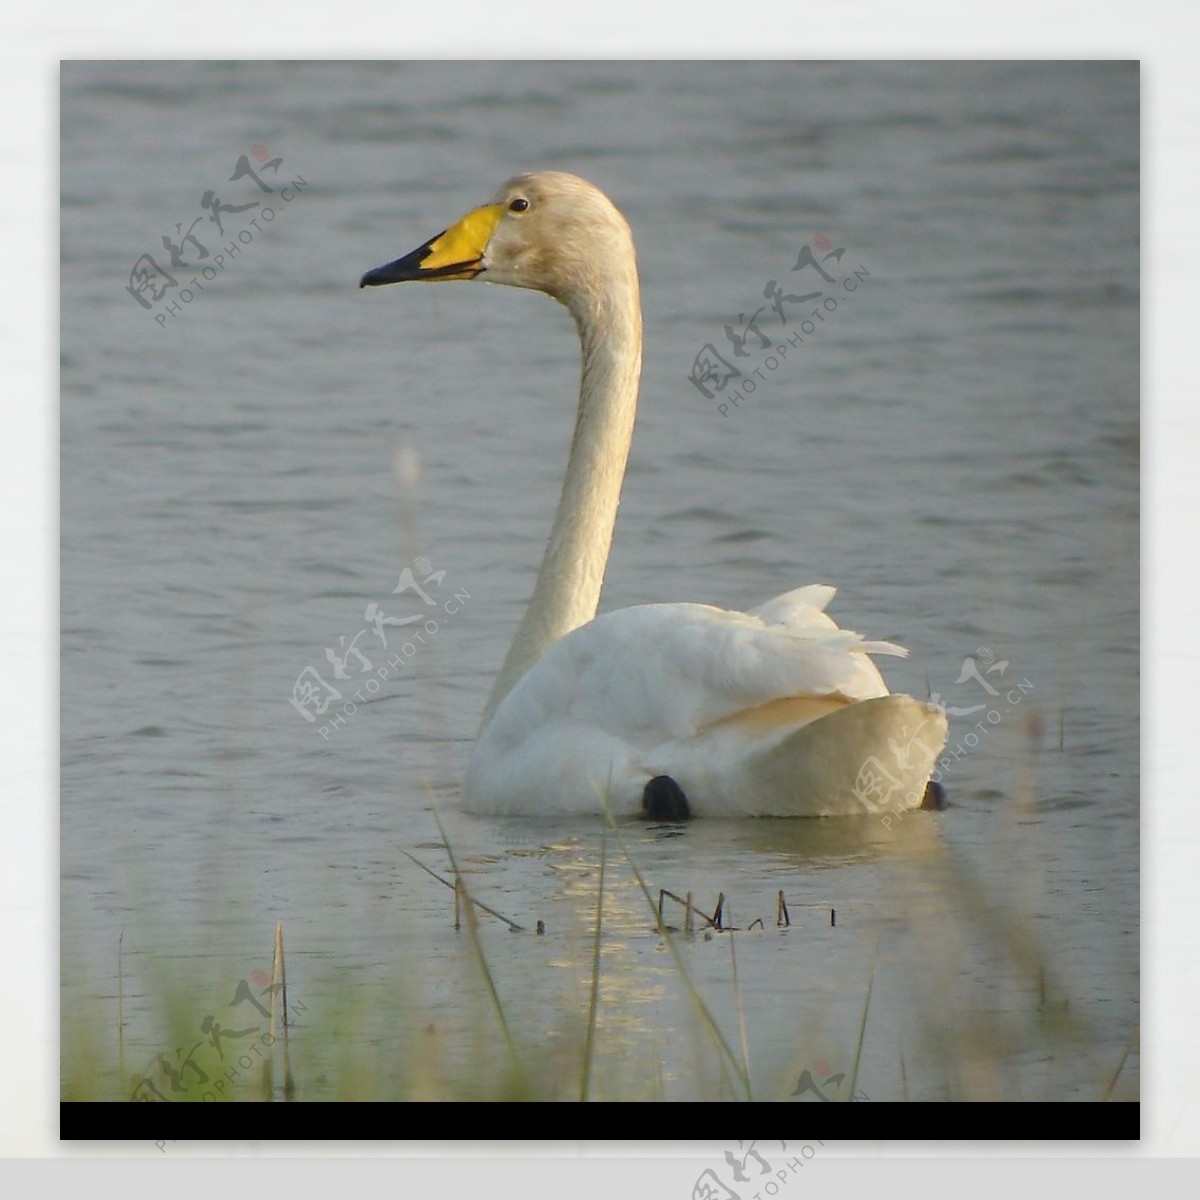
left=642, top=775, right=691, bottom=821
left=920, top=780, right=947, bottom=811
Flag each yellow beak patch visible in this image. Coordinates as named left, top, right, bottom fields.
left=422, top=204, right=506, bottom=273
left=360, top=203, right=506, bottom=287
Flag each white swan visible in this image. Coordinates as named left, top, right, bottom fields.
left=361, top=171, right=947, bottom=817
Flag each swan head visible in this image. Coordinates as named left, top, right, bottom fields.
left=359, top=171, right=637, bottom=312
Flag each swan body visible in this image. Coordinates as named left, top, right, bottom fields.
left=362, top=172, right=947, bottom=817
left=467, top=588, right=947, bottom=817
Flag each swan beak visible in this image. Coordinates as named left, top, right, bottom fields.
left=359, top=203, right=506, bottom=287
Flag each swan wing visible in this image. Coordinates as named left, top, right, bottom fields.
left=493, top=600, right=902, bottom=737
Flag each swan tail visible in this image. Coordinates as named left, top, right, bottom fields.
left=717, top=694, right=948, bottom=817
left=750, top=584, right=837, bottom=625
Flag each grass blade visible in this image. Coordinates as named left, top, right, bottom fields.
left=580, top=822, right=607, bottom=1101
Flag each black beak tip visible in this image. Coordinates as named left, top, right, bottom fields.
left=359, top=265, right=391, bottom=289
left=360, top=237, right=443, bottom=290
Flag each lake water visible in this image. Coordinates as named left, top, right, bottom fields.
left=60, top=60, right=1139, bottom=1104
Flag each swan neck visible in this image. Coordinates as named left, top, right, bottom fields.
left=481, top=275, right=642, bottom=725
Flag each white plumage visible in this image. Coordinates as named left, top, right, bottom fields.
left=467, top=586, right=945, bottom=816
left=362, top=172, right=947, bottom=817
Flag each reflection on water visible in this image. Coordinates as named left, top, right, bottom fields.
left=61, top=60, right=1138, bottom=1101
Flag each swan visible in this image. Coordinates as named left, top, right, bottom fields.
left=361, top=171, right=947, bottom=817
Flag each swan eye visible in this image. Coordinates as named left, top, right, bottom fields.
left=508, top=197, right=530, bottom=213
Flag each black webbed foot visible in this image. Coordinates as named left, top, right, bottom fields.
left=920, top=780, right=948, bottom=811
left=642, top=775, right=691, bottom=821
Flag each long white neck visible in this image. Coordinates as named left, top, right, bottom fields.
left=480, top=275, right=643, bottom=726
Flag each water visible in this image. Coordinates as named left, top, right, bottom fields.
left=61, top=61, right=1138, bottom=1102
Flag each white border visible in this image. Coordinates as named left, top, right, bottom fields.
left=6, top=0, right=1196, bottom=1171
